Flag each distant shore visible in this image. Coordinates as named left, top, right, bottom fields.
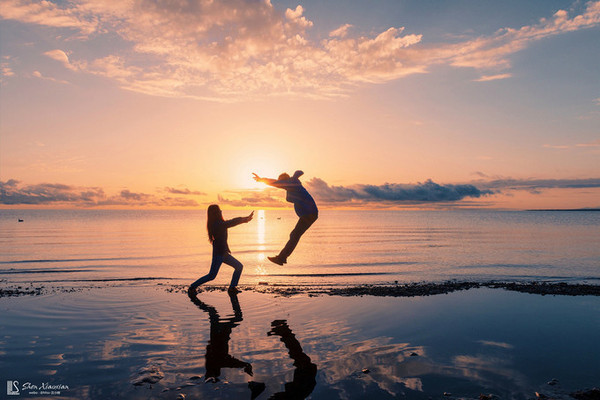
left=526, top=208, right=600, bottom=211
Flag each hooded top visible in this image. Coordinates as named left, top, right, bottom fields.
left=271, top=170, right=318, bottom=217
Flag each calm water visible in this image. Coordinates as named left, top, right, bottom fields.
left=1, top=209, right=599, bottom=287
left=1, top=287, right=599, bottom=399
left=2, top=209, right=600, bottom=399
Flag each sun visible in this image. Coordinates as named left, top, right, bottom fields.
left=231, top=155, right=285, bottom=190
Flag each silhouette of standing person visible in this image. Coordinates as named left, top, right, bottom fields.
left=189, top=204, right=253, bottom=295
left=267, top=320, right=317, bottom=399
left=252, top=171, right=318, bottom=265
left=188, top=291, right=256, bottom=384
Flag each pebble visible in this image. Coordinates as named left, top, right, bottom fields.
left=131, top=365, right=164, bottom=386
left=362, top=368, right=370, bottom=374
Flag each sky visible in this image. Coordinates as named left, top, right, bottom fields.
left=0, top=0, right=599, bottom=210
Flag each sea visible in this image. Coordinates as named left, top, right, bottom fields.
left=1, top=209, right=598, bottom=287
left=2, top=209, right=600, bottom=398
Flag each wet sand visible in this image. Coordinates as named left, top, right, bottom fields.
left=1, top=281, right=599, bottom=399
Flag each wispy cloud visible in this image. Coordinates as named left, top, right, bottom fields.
left=474, top=73, right=512, bottom=82
left=329, top=23, right=352, bottom=38
left=478, top=340, right=514, bottom=349
left=0, top=179, right=200, bottom=207
left=544, top=139, right=600, bottom=149
left=32, top=70, right=69, bottom=84
left=475, top=177, right=600, bottom=192
left=2, top=0, right=599, bottom=99
left=164, top=187, right=206, bottom=196
left=576, top=139, right=600, bottom=147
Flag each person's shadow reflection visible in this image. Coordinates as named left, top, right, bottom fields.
left=188, top=291, right=317, bottom=399
left=188, top=291, right=254, bottom=383
left=267, top=320, right=317, bottom=399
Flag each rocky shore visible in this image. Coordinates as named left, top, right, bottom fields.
left=166, top=280, right=600, bottom=298
left=2, top=280, right=599, bottom=299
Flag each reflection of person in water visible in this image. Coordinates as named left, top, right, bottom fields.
left=252, top=170, right=318, bottom=266
left=188, top=291, right=254, bottom=382
left=267, top=320, right=317, bottom=399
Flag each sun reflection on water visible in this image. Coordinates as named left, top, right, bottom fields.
left=257, top=210, right=265, bottom=263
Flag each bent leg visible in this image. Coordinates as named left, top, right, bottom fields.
left=190, top=255, right=223, bottom=290
left=223, top=253, right=243, bottom=288
left=278, top=213, right=317, bottom=261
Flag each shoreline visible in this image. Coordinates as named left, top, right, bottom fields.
left=3, top=279, right=600, bottom=298
left=2, top=282, right=599, bottom=399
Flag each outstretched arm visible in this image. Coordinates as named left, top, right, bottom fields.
left=252, top=173, right=277, bottom=186
left=253, top=172, right=297, bottom=189
left=224, top=211, right=254, bottom=228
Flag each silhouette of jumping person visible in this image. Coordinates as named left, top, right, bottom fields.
left=267, top=320, right=317, bottom=399
left=188, top=291, right=256, bottom=384
left=252, top=171, right=318, bottom=265
left=189, top=204, right=253, bottom=295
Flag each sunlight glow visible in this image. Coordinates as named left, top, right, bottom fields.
left=230, top=150, right=285, bottom=190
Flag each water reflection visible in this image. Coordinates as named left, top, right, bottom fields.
left=257, top=209, right=266, bottom=262
left=188, top=292, right=317, bottom=399
left=267, top=320, right=317, bottom=399
left=188, top=292, right=254, bottom=382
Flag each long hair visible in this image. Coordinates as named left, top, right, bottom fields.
left=207, top=204, right=223, bottom=243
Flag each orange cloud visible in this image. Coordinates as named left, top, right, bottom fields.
left=2, top=0, right=599, bottom=99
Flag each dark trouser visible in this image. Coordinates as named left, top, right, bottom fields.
left=278, top=213, right=318, bottom=261
left=191, top=253, right=243, bottom=290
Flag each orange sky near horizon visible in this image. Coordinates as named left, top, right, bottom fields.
left=1, top=0, right=599, bottom=210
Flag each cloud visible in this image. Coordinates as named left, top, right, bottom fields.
left=32, top=70, right=70, bottom=84
left=474, top=73, right=512, bottom=82
left=329, top=24, right=352, bottom=38
left=164, top=187, right=206, bottom=196
left=478, top=340, right=514, bottom=349
left=3, top=177, right=599, bottom=208
left=576, top=139, right=600, bottom=147
left=543, top=139, right=600, bottom=149
left=543, top=144, right=571, bottom=149
left=217, top=188, right=287, bottom=208
left=0, top=180, right=200, bottom=207
left=44, top=49, right=77, bottom=71
left=443, top=3, right=600, bottom=70
left=305, top=178, right=493, bottom=205
left=2, top=0, right=599, bottom=99
left=0, top=0, right=97, bottom=34
left=474, top=177, right=600, bottom=192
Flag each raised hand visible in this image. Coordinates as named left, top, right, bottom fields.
left=252, top=173, right=261, bottom=182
